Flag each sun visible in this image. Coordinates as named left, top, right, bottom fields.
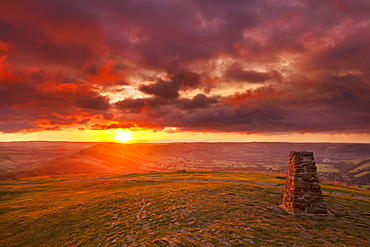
left=116, top=130, right=132, bottom=143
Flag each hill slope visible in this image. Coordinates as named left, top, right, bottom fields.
left=1, top=142, right=370, bottom=185
left=0, top=172, right=369, bottom=246
left=0, top=144, right=167, bottom=179
left=0, top=141, right=96, bottom=173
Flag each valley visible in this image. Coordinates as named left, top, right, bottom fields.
left=1, top=142, right=369, bottom=186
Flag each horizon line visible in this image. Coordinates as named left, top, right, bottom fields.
left=1, top=140, right=369, bottom=144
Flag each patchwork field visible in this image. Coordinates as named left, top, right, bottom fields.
left=1, top=172, right=369, bottom=246
left=315, top=164, right=341, bottom=173
left=1, top=142, right=370, bottom=185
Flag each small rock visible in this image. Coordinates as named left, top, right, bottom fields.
left=331, top=191, right=351, bottom=197
left=183, top=236, right=196, bottom=243
left=254, top=182, right=278, bottom=186
left=153, top=239, right=169, bottom=246
left=269, top=206, right=283, bottom=213
left=299, top=231, right=313, bottom=239
left=259, top=242, right=270, bottom=246
left=329, top=236, right=338, bottom=242
left=243, top=238, right=254, bottom=244
left=142, top=224, right=150, bottom=229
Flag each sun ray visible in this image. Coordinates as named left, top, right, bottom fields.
left=116, top=130, right=132, bottom=143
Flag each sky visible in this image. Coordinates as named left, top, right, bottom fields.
left=0, top=0, right=370, bottom=143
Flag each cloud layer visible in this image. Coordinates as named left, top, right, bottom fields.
left=1, top=0, right=370, bottom=135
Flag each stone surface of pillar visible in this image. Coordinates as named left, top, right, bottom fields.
left=281, top=151, right=328, bottom=215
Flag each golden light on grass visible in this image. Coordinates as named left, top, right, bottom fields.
left=116, top=130, right=132, bottom=143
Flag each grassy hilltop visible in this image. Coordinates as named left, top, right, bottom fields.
left=1, top=171, right=369, bottom=246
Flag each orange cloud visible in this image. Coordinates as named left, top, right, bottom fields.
left=88, top=61, right=127, bottom=86
left=224, top=87, right=286, bottom=107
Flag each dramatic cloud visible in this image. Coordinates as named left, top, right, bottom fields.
left=0, top=0, right=369, bottom=136
left=225, top=64, right=272, bottom=83
left=75, top=92, right=111, bottom=111
left=139, top=72, right=201, bottom=99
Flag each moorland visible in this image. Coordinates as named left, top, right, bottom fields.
left=0, top=142, right=369, bottom=246
left=1, top=142, right=369, bottom=186
left=0, top=171, right=369, bottom=246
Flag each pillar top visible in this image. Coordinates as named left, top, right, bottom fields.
left=290, top=151, right=314, bottom=155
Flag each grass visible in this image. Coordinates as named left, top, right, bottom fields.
left=316, top=163, right=341, bottom=173
left=354, top=171, right=370, bottom=178
left=349, top=161, right=370, bottom=174
left=341, top=159, right=364, bottom=165
left=0, top=171, right=369, bottom=246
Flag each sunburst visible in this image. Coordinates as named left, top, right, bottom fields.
left=116, top=130, right=132, bottom=143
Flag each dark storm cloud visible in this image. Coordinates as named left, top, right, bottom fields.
left=175, top=94, right=220, bottom=110
left=115, top=97, right=166, bottom=114
left=139, top=72, right=201, bottom=99
left=304, top=26, right=370, bottom=74
left=225, top=64, right=271, bottom=83
left=116, top=72, right=370, bottom=134
left=97, top=0, right=260, bottom=70
left=115, top=94, right=219, bottom=114
left=140, top=80, right=180, bottom=99
left=0, top=1, right=104, bottom=70
left=75, top=92, right=111, bottom=111
left=0, top=0, right=370, bottom=135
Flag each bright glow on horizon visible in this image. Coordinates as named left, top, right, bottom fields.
left=1, top=129, right=370, bottom=144
left=115, top=130, right=132, bottom=143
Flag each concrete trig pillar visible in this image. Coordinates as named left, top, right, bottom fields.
left=281, top=152, right=327, bottom=215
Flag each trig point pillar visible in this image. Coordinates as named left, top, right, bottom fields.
left=281, top=152, right=327, bottom=215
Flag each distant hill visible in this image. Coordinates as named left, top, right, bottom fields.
left=0, top=144, right=167, bottom=179
left=0, top=141, right=96, bottom=173
left=1, top=142, right=369, bottom=185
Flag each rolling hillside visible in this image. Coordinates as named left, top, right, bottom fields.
left=0, top=144, right=166, bottom=179
left=0, top=142, right=96, bottom=173
left=1, top=142, right=370, bottom=185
